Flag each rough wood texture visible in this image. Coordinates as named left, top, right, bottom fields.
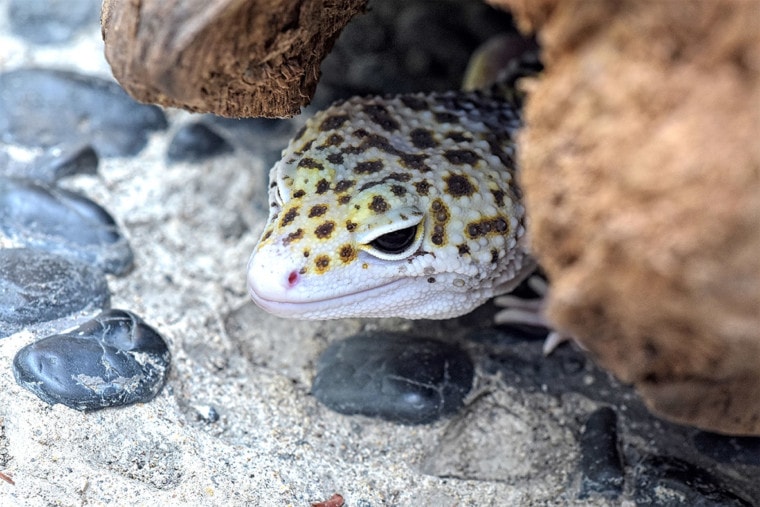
left=101, top=0, right=367, bottom=118
left=492, top=0, right=760, bottom=435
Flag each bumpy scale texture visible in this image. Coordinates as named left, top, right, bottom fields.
left=248, top=91, right=534, bottom=319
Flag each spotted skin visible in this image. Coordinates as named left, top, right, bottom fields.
left=247, top=90, right=535, bottom=320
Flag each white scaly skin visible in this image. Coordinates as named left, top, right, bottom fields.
left=247, top=88, right=537, bottom=320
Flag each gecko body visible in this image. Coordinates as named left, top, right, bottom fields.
left=247, top=82, right=536, bottom=320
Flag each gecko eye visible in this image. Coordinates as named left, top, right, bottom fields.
left=369, top=225, right=418, bottom=255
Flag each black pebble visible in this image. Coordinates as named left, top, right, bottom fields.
left=692, top=431, right=760, bottom=466
left=0, top=248, right=110, bottom=338
left=13, top=309, right=171, bottom=411
left=2, top=145, right=99, bottom=184
left=578, top=407, right=624, bottom=499
left=34, top=145, right=99, bottom=182
left=312, top=332, right=474, bottom=424
left=0, top=68, right=167, bottom=156
left=167, top=122, right=233, bottom=162
left=8, top=0, right=100, bottom=45
left=633, top=456, right=751, bottom=506
left=0, top=177, right=133, bottom=275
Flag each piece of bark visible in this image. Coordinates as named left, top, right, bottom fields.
left=492, top=0, right=760, bottom=435
left=101, top=0, right=367, bottom=118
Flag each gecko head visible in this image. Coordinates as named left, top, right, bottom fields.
left=247, top=94, right=527, bottom=320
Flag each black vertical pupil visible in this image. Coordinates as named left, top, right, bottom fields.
left=369, top=225, right=417, bottom=254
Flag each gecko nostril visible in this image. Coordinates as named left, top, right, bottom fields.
left=287, top=271, right=299, bottom=287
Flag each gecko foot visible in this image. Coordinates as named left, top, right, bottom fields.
left=494, top=275, right=579, bottom=355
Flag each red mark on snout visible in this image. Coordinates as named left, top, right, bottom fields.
left=287, top=270, right=299, bottom=287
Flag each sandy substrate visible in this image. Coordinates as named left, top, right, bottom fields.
left=0, top=4, right=601, bottom=504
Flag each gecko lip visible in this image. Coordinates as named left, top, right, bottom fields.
left=248, top=275, right=406, bottom=319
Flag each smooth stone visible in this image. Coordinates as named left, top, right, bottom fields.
left=8, top=0, right=100, bottom=45
left=312, top=333, right=474, bottom=424
left=166, top=122, right=233, bottom=162
left=1, top=145, right=99, bottom=184
left=0, top=248, right=110, bottom=338
left=13, top=309, right=171, bottom=411
left=692, top=432, right=760, bottom=466
left=203, top=116, right=294, bottom=157
left=0, top=177, right=133, bottom=275
left=0, top=68, right=167, bottom=156
left=578, top=407, right=624, bottom=499
left=633, top=456, right=750, bottom=507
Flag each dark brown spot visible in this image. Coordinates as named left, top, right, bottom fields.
left=390, top=185, right=406, bottom=197
left=435, top=111, right=459, bottom=124
left=315, top=255, right=330, bottom=273
left=427, top=277, right=435, bottom=283
left=299, top=266, right=307, bottom=274
left=431, top=198, right=449, bottom=222
left=292, top=189, right=306, bottom=198
left=409, top=128, right=437, bottom=149
left=316, top=179, right=330, bottom=194
left=338, top=245, right=357, bottom=263
left=293, top=125, right=306, bottom=141
left=319, top=114, right=349, bottom=131
left=466, top=217, right=509, bottom=238
left=457, top=244, right=470, bottom=255
left=354, top=160, right=384, bottom=174
left=399, top=153, right=430, bottom=171
left=358, top=180, right=382, bottom=192
left=280, top=207, right=299, bottom=226
left=261, top=230, right=272, bottom=242
left=303, top=249, right=310, bottom=257
left=315, top=221, right=336, bottom=239
left=444, top=149, right=480, bottom=165
left=444, top=173, right=476, bottom=197
left=338, top=195, right=351, bottom=205
left=363, top=134, right=396, bottom=153
left=414, top=180, right=431, bottom=195
left=446, top=131, right=471, bottom=142
left=363, top=104, right=400, bottom=131
left=388, top=172, right=412, bottom=182
left=296, top=139, right=314, bottom=154
left=334, top=180, right=355, bottom=193
left=353, top=128, right=369, bottom=138
left=346, top=220, right=357, bottom=231
left=326, top=152, right=344, bottom=165
left=308, top=204, right=328, bottom=217
left=293, top=126, right=307, bottom=141
left=298, top=157, right=323, bottom=170
left=431, top=233, right=444, bottom=245
left=491, top=188, right=506, bottom=207
left=369, top=195, right=389, bottom=213
left=488, top=137, right=515, bottom=167
left=320, top=133, right=344, bottom=148
left=400, top=96, right=428, bottom=111
left=282, top=228, right=304, bottom=245
left=490, top=248, right=499, bottom=263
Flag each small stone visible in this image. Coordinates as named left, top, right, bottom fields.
left=578, top=407, right=624, bottom=498
left=633, top=456, right=750, bottom=507
left=0, top=68, right=167, bottom=156
left=692, top=432, right=760, bottom=466
left=0, top=249, right=109, bottom=338
left=31, top=145, right=99, bottom=182
left=2, top=145, right=99, bottom=184
left=0, top=177, right=133, bottom=275
left=167, top=122, right=233, bottom=162
left=8, top=0, right=100, bottom=45
left=13, top=309, right=171, bottom=411
left=312, top=332, right=474, bottom=424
